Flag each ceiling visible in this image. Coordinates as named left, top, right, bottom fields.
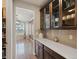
left=16, top=7, right=34, bottom=22
left=16, top=0, right=49, bottom=22
left=17, top=0, right=49, bottom=7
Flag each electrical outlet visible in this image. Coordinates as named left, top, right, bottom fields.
left=69, top=35, right=73, bottom=40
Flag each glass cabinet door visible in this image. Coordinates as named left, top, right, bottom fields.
left=62, top=0, right=76, bottom=29
left=40, top=9, right=45, bottom=30
left=51, top=0, right=60, bottom=29
left=44, top=5, right=50, bottom=30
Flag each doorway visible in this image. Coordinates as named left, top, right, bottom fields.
left=15, top=7, right=36, bottom=59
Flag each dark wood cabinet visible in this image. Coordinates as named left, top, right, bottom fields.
left=44, top=50, right=56, bottom=59
left=38, top=42, right=44, bottom=59
left=61, top=0, right=77, bottom=29
left=44, top=46, right=65, bottom=59
left=2, top=8, right=6, bottom=59
left=40, top=9, right=45, bottom=30
left=35, top=40, right=44, bottom=59
left=35, top=40, right=39, bottom=57
left=50, top=0, right=60, bottom=29
left=40, top=0, right=77, bottom=30
left=35, top=40, right=65, bottom=59
left=44, top=5, right=51, bottom=29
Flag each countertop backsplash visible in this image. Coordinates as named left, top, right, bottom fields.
left=46, top=30, right=77, bottom=48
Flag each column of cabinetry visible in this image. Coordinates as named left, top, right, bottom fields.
left=2, top=8, right=6, bottom=59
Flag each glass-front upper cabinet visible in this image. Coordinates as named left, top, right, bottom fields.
left=40, top=0, right=77, bottom=30
left=51, top=0, right=60, bottom=29
left=62, top=0, right=77, bottom=29
left=44, top=5, right=50, bottom=30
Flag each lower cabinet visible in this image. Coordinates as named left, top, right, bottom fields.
left=38, top=42, right=44, bottom=59
left=35, top=40, right=39, bottom=57
left=35, top=40, right=65, bottom=59
left=35, top=40, right=44, bottom=59
left=44, top=50, right=56, bottom=59
left=44, top=46, right=65, bottom=59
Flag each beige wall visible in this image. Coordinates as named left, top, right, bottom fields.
left=46, top=30, right=77, bottom=48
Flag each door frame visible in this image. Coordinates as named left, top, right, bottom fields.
left=6, top=0, right=37, bottom=59
left=6, top=0, right=16, bottom=59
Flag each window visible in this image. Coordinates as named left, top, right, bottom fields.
left=16, top=21, right=24, bottom=33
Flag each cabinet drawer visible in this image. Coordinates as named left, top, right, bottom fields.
left=44, top=46, right=65, bottom=59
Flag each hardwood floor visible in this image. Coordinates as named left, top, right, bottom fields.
left=16, top=38, right=37, bottom=59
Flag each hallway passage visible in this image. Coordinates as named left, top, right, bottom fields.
left=16, top=38, right=37, bottom=59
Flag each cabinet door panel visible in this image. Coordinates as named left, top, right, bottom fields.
left=35, top=40, right=39, bottom=57
left=62, top=0, right=77, bottom=29
left=40, top=9, right=45, bottom=30
left=44, top=50, right=56, bottom=59
left=44, top=46, right=65, bottom=59
left=51, top=0, right=60, bottom=29
left=35, top=41, right=44, bottom=59
left=38, top=45, right=43, bottom=59
left=44, top=4, right=51, bottom=30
